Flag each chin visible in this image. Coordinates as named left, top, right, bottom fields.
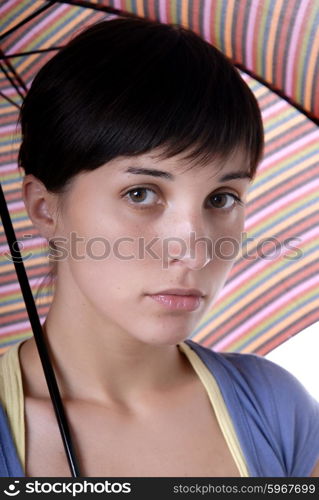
left=132, top=326, right=192, bottom=347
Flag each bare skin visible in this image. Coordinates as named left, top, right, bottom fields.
left=19, top=336, right=240, bottom=477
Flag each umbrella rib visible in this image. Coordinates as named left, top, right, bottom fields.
left=0, top=90, right=20, bottom=109
left=0, top=47, right=63, bottom=59
left=0, top=61, right=25, bottom=101
left=0, top=2, right=56, bottom=42
left=235, top=63, right=319, bottom=127
left=51, top=0, right=141, bottom=19
left=0, top=49, right=27, bottom=94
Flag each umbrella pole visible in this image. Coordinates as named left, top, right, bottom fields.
left=0, top=181, right=81, bottom=477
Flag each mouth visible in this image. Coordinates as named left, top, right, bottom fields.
left=146, top=290, right=205, bottom=312
left=148, top=288, right=206, bottom=297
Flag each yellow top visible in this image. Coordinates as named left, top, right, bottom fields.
left=0, top=339, right=249, bottom=476
left=0, top=340, right=25, bottom=471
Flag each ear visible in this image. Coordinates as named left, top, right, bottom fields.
left=22, top=174, right=59, bottom=240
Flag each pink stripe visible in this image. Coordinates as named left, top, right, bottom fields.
left=0, top=236, right=47, bottom=254
left=213, top=274, right=318, bottom=350
left=0, top=124, right=17, bottom=134
left=159, top=0, right=167, bottom=23
left=260, top=130, right=319, bottom=170
left=285, top=0, right=310, bottom=95
left=241, top=73, right=250, bottom=83
left=261, top=100, right=286, bottom=120
left=0, top=320, right=44, bottom=336
left=9, top=4, right=69, bottom=53
left=203, top=0, right=211, bottom=42
left=0, top=163, right=18, bottom=173
left=218, top=226, right=318, bottom=300
left=6, top=200, right=25, bottom=210
left=0, top=277, right=45, bottom=296
left=245, top=180, right=318, bottom=228
left=0, top=322, right=30, bottom=335
left=0, top=0, right=18, bottom=18
left=245, top=0, right=259, bottom=69
left=0, top=86, right=19, bottom=96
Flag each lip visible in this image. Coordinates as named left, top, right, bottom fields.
left=149, top=288, right=205, bottom=297
left=146, top=288, right=205, bottom=312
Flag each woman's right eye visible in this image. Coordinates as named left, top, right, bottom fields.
left=123, top=187, right=159, bottom=207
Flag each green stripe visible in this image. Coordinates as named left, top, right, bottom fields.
left=197, top=237, right=318, bottom=326
left=0, top=0, right=33, bottom=33
left=296, top=3, right=318, bottom=108
left=213, top=0, right=223, bottom=50
left=256, top=0, right=271, bottom=76
left=253, top=142, right=319, bottom=184
left=230, top=286, right=318, bottom=351
left=175, top=0, right=182, bottom=24
left=0, top=333, right=32, bottom=349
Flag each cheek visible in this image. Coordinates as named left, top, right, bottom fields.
left=214, top=209, right=245, bottom=242
left=66, top=254, right=143, bottom=323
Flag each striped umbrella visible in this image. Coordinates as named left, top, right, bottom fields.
left=0, top=0, right=318, bottom=356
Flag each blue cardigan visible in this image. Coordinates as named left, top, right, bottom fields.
left=1, top=339, right=319, bottom=477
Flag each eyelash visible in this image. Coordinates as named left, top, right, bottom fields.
left=122, top=186, right=244, bottom=212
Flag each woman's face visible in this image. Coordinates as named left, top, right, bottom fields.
left=52, top=147, right=252, bottom=346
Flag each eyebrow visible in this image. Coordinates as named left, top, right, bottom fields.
left=124, top=167, right=252, bottom=182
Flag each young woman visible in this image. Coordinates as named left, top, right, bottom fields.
left=0, top=17, right=318, bottom=478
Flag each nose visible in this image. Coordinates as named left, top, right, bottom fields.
left=162, top=213, right=213, bottom=271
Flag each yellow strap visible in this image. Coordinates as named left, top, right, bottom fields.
left=0, top=341, right=25, bottom=471
left=177, top=341, right=249, bottom=477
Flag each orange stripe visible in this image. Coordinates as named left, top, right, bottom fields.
left=192, top=0, right=201, bottom=35
left=265, top=113, right=305, bottom=142
left=250, top=148, right=319, bottom=199
left=224, top=0, right=235, bottom=59
left=251, top=0, right=263, bottom=74
left=265, top=122, right=313, bottom=155
left=181, top=0, right=188, bottom=27
left=0, top=258, right=50, bottom=274
left=166, top=0, right=172, bottom=23
left=246, top=166, right=316, bottom=215
left=16, top=9, right=93, bottom=74
left=274, top=0, right=298, bottom=90
left=136, top=0, right=144, bottom=17
left=292, top=0, right=312, bottom=112
left=195, top=238, right=317, bottom=343
left=233, top=217, right=317, bottom=278
left=240, top=293, right=318, bottom=353
left=233, top=0, right=248, bottom=63
left=1, top=295, right=52, bottom=314
left=265, top=0, right=284, bottom=83
left=1, top=1, right=44, bottom=44
left=304, top=19, right=319, bottom=111
left=204, top=256, right=319, bottom=345
left=258, top=309, right=319, bottom=355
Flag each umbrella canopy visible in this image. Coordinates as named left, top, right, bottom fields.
left=0, top=0, right=318, bottom=355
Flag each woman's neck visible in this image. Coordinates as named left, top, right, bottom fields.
left=19, top=306, right=193, bottom=412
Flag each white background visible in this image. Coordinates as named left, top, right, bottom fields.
left=266, top=322, right=319, bottom=401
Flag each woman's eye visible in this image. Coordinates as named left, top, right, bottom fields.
left=123, top=187, right=159, bottom=207
left=207, top=193, right=244, bottom=210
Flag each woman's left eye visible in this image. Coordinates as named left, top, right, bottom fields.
left=207, top=193, right=244, bottom=210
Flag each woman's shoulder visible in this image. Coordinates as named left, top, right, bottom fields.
left=184, top=337, right=318, bottom=407
left=184, top=338, right=319, bottom=477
